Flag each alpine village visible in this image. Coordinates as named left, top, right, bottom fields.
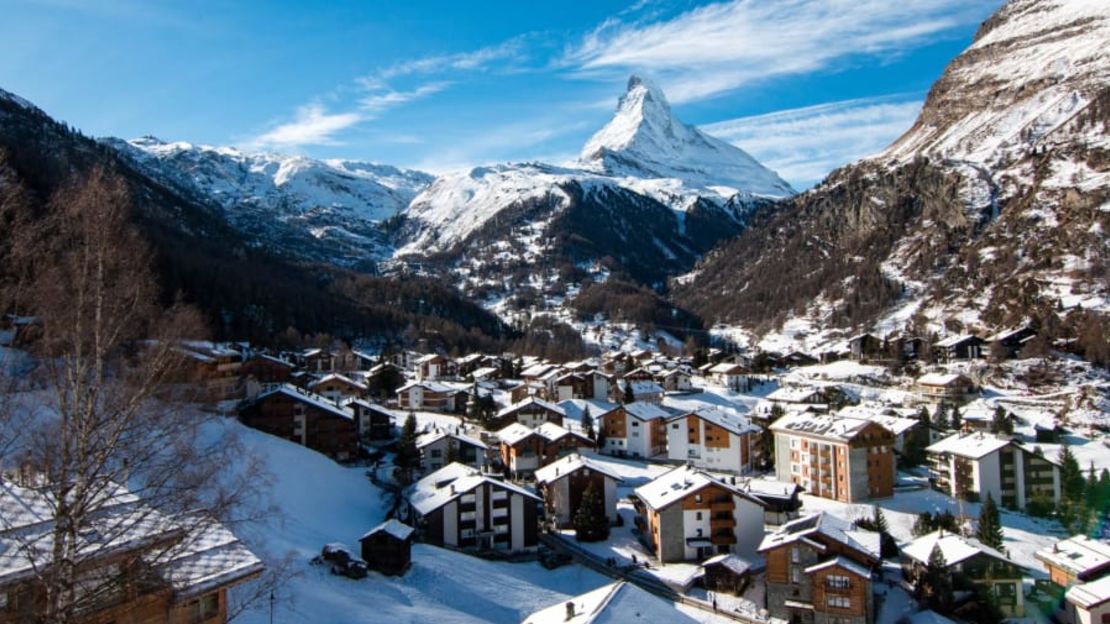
left=1, top=1, right=1109, bottom=623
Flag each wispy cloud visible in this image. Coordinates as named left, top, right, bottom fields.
left=358, top=81, right=452, bottom=117
left=357, top=38, right=528, bottom=89
left=702, top=94, right=923, bottom=188
left=248, top=103, right=363, bottom=149
left=566, top=0, right=993, bottom=103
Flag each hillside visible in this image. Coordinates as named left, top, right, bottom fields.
left=675, top=0, right=1109, bottom=353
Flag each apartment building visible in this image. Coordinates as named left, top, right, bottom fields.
left=771, top=413, right=895, bottom=503
left=926, top=431, right=1061, bottom=510
left=600, top=401, right=671, bottom=458
left=633, top=466, right=765, bottom=562
left=666, top=407, right=760, bottom=474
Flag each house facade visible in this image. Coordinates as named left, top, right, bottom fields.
left=634, top=466, right=765, bottom=562
left=402, top=463, right=542, bottom=554
left=415, top=430, right=487, bottom=474
left=600, top=402, right=670, bottom=458
left=533, top=454, right=622, bottom=529
left=396, top=381, right=459, bottom=412
left=494, top=397, right=566, bottom=429
left=239, top=384, right=358, bottom=460
left=902, top=530, right=1027, bottom=617
left=666, top=408, right=760, bottom=474
left=926, top=432, right=1061, bottom=510
left=771, top=413, right=895, bottom=503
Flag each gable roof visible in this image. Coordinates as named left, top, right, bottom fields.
left=758, top=512, right=881, bottom=561
left=634, top=466, right=763, bottom=512
left=1035, top=535, right=1110, bottom=579
left=804, top=555, right=871, bottom=578
left=534, top=454, right=624, bottom=485
left=415, top=430, right=487, bottom=451
left=1068, top=574, right=1110, bottom=609
left=558, top=399, right=619, bottom=421
left=916, top=372, right=971, bottom=386
left=256, top=384, right=353, bottom=421
left=766, top=387, right=823, bottom=403
left=522, top=581, right=701, bottom=624
left=404, top=463, right=539, bottom=516
left=925, top=432, right=1011, bottom=460
left=902, top=530, right=1014, bottom=568
left=673, top=407, right=759, bottom=436
left=360, top=519, right=415, bottom=542
left=701, top=553, right=752, bottom=575
left=496, top=422, right=541, bottom=447
left=496, top=396, right=565, bottom=420
left=622, top=401, right=671, bottom=422
left=397, top=380, right=456, bottom=394
left=769, top=412, right=888, bottom=443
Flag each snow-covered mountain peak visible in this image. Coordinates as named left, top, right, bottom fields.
left=578, top=75, right=794, bottom=198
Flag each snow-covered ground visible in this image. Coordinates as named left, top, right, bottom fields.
left=216, top=418, right=614, bottom=624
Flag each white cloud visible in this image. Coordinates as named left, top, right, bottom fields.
left=566, top=0, right=996, bottom=103
left=358, top=38, right=527, bottom=89
left=702, top=95, right=923, bottom=188
left=359, top=81, right=452, bottom=116
left=248, top=103, right=362, bottom=149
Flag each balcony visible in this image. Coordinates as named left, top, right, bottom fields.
left=709, top=499, right=733, bottom=512
left=711, top=516, right=736, bottom=529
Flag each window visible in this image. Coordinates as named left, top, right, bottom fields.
left=791, top=567, right=800, bottom=583
left=791, top=439, right=799, bottom=448
left=827, top=596, right=851, bottom=609
left=827, top=575, right=851, bottom=589
left=631, top=421, right=640, bottom=427
left=187, top=593, right=220, bottom=623
left=430, top=449, right=442, bottom=458
left=791, top=547, right=800, bottom=563
left=696, top=512, right=702, bottom=521
left=695, top=494, right=703, bottom=503
left=672, top=423, right=680, bottom=429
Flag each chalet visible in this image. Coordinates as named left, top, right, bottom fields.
left=359, top=519, right=414, bottom=576
left=533, top=454, right=623, bottom=529
left=707, top=362, right=749, bottom=391
left=468, top=366, right=501, bottom=383
left=178, top=342, right=243, bottom=402
left=657, top=368, right=693, bottom=392
left=296, top=347, right=337, bottom=373
left=848, top=333, right=883, bottom=361
left=741, top=479, right=803, bottom=526
left=837, top=405, right=925, bottom=454
left=914, top=372, right=978, bottom=405
left=701, top=554, right=753, bottom=595
left=401, top=463, right=542, bottom=554
left=0, top=476, right=262, bottom=624
left=783, top=351, right=819, bottom=367
left=1066, top=575, right=1110, bottom=624
left=764, top=386, right=825, bottom=408
left=622, top=367, right=655, bottom=382
left=771, top=413, right=895, bottom=502
left=396, top=381, right=459, bottom=412
left=496, top=423, right=593, bottom=479
left=933, top=334, right=985, bottom=362
left=455, top=353, right=486, bottom=377
left=987, top=325, right=1038, bottom=359
left=617, top=380, right=664, bottom=404
left=759, top=512, right=881, bottom=624
left=239, top=353, right=294, bottom=398
left=522, top=581, right=702, bottom=624
left=348, top=399, right=394, bottom=442
left=600, top=402, right=671, bottom=458
left=960, top=399, right=1019, bottom=432
left=415, top=430, right=487, bottom=474
left=494, top=397, right=565, bottom=429
left=416, top=353, right=451, bottom=381
left=308, top=373, right=367, bottom=403
left=239, top=384, right=358, bottom=460
left=666, top=407, right=760, bottom=474
left=351, top=348, right=378, bottom=370
left=926, top=432, right=1061, bottom=510
left=634, top=466, right=766, bottom=562
left=520, top=363, right=559, bottom=384
left=902, top=530, right=1027, bottom=617
left=558, top=399, right=619, bottom=431
left=551, top=373, right=589, bottom=402
left=1036, top=535, right=1110, bottom=588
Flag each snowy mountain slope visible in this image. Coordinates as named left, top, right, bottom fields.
left=106, top=136, right=434, bottom=267
left=579, top=75, right=794, bottom=199
left=676, top=0, right=1110, bottom=350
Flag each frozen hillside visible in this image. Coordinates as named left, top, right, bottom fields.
left=579, top=75, right=794, bottom=199
left=106, top=136, right=434, bottom=266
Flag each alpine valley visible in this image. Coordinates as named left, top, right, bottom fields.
left=1, top=0, right=1107, bottom=358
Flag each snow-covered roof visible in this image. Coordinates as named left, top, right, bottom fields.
left=534, top=454, right=623, bottom=485
left=256, top=384, right=353, bottom=420
left=416, top=429, right=488, bottom=451
left=416, top=353, right=445, bottom=363
left=521, top=363, right=557, bottom=378
left=521, top=580, right=701, bottom=624
left=622, top=401, right=671, bottom=422
left=534, top=422, right=588, bottom=444
left=758, top=512, right=880, bottom=561
left=985, top=325, right=1033, bottom=343
left=674, top=407, right=758, bottom=436
left=346, top=399, right=393, bottom=416
left=155, top=515, right=264, bottom=600
left=915, top=372, right=970, bottom=386
left=496, top=422, right=540, bottom=446
left=902, top=530, right=1013, bottom=568
left=769, top=412, right=886, bottom=443
left=1068, top=574, right=1110, bottom=609
left=708, top=362, right=746, bottom=374
left=634, top=466, right=762, bottom=512
left=309, top=373, right=367, bottom=390
left=558, top=399, right=619, bottom=421
left=470, top=366, right=500, bottom=379
left=360, top=519, right=414, bottom=542
left=741, top=478, right=802, bottom=501
left=628, top=380, right=663, bottom=395
left=804, top=555, right=871, bottom=579
left=397, top=380, right=457, bottom=394
left=836, top=406, right=920, bottom=437
left=1036, top=535, right=1110, bottom=578
left=766, top=387, right=823, bottom=403
left=701, top=553, right=751, bottom=575
left=933, top=334, right=982, bottom=348
left=496, top=396, right=565, bottom=419
left=404, top=463, right=539, bottom=516
left=926, top=432, right=1011, bottom=460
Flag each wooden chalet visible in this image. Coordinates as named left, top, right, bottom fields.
left=701, top=554, right=753, bottom=595
left=359, top=519, right=414, bottom=576
left=239, top=384, right=358, bottom=460
left=533, top=454, right=622, bottom=529
left=348, top=399, right=394, bottom=442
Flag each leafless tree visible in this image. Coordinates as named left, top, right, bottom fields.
left=0, top=168, right=279, bottom=622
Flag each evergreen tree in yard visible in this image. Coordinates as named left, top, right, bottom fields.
left=623, top=380, right=635, bottom=404
left=990, top=407, right=1014, bottom=435
left=573, top=483, right=610, bottom=542
left=934, top=404, right=950, bottom=430
left=918, top=406, right=931, bottom=427
left=918, top=544, right=953, bottom=610
left=396, top=412, right=420, bottom=476
left=581, top=406, right=596, bottom=441
left=976, top=494, right=1005, bottom=552
left=950, top=405, right=962, bottom=431
left=1060, top=443, right=1086, bottom=503
left=912, top=512, right=935, bottom=537
left=873, top=505, right=889, bottom=533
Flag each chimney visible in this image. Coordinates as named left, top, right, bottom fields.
left=565, top=602, right=576, bottom=621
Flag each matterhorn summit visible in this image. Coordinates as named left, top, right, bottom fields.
left=579, top=75, right=794, bottom=198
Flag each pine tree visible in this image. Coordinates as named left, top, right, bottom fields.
left=918, top=406, right=931, bottom=427
left=976, top=494, right=1005, bottom=552
left=934, top=404, right=950, bottom=430
left=1060, top=443, right=1085, bottom=502
left=873, top=506, right=889, bottom=534
left=573, top=483, right=610, bottom=542
left=622, top=380, right=635, bottom=404
left=990, top=407, right=1013, bottom=435
left=581, top=406, right=596, bottom=441
left=912, top=512, right=935, bottom=537
left=396, top=412, right=420, bottom=475
left=918, top=544, right=953, bottom=609
left=950, top=405, right=962, bottom=431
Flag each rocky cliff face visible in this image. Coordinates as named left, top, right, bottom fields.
left=675, top=0, right=1109, bottom=345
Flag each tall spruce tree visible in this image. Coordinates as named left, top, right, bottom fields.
left=976, top=494, right=1005, bottom=551
left=950, top=405, right=963, bottom=431
left=573, top=483, right=609, bottom=542
left=581, top=406, right=596, bottom=441
left=1060, top=443, right=1085, bottom=502
left=396, top=412, right=420, bottom=477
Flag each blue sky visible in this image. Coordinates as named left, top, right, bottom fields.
left=0, top=0, right=1002, bottom=188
